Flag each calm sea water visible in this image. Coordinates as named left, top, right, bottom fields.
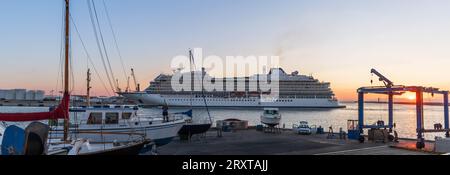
left=1, top=102, right=448, bottom=140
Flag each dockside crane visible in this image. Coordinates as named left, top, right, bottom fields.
left=363, top=69, right=397, bottom=133
left=131, top=68, right=140, bottom=92
left=125, top=76, right=130, bottom=92
left=371, top=68, right=394, bottom=88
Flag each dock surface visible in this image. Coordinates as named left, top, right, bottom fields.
left=156, top=129, right=430, bottom=155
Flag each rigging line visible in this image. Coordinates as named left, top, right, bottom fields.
left=56, top=0, right=65, bottom=97
left=189, top=49, right=194, bottom=108
left=87, top=0, right=116, bottom=93
left=201, top=71, right=213, bottom=124
left=56, top=30, right=64, bottom=96
left=190, top=50, right=213, bottom=124
left=102, top=0, right=128, bottom=81
left=70, top=50, right=76, bottom=94
left=69, top=21, right=75, bottom=94
left=91, top=0, right=119, bottom=92
left=71, top=15, right=112, bottom=96
left=70, top=38, right=75, bottom=93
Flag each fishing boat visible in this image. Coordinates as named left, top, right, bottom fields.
left=49, top=105, right=185, bottom=147
left=260, top=108, right=282, bottom=127
left=0, top=0, right=148, bottom=155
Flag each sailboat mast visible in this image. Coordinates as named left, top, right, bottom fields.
left=189, top=50, right=194, bottom=108
left=63, top=0, right=70, bottom=141
left=64, top=0, right=70, bottom=95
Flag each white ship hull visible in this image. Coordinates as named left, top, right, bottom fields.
left=51, top=119, right=185, bottom=146
left=120, top=92, right=345, bottom=108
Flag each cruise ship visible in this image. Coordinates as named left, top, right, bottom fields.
left=119, top=68, right=345, bottom=108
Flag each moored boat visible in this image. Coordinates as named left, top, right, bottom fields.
left=174, top=110, right=212, bottom=139
left=50, top=105, right=185, bottom=147
left=260, top=108, right=281, bottom=127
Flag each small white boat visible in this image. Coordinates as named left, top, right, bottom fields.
left=260, top=108, right=281, bottom=127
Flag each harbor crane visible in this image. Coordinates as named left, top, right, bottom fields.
left=356, top=68, right=450, bottom=149
left=367, top=69, right=398, bottom=133
left=125, top=76, right=130, bottom=92
left=131, top=68, right=140, bottom=92
left=371, top=68, right=394, bottom=88
left=116, top=79, right=121, bottom=93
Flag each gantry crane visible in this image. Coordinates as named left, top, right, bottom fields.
left=357, top=68, right=449, bottom=149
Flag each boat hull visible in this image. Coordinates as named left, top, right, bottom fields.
left=120, top=93, right=345, bottom=108
left=51, top=119, right=185, bottom=147
left=178, top=124, right=211, bottom=139
left=79, top=141, right=150, bottom=155
left=260, top=116, right=281, bottom=127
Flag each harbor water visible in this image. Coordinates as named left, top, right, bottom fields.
left=1, top=102, right=448, bottom=140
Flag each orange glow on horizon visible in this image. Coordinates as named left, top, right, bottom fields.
left=402, top=92, right=417, bottom=101
left=407, top=94, right=416, bottom=100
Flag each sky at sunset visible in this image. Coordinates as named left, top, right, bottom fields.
left=1, top=0, right=450, bottom=101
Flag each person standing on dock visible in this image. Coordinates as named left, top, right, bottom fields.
left=162, top=104, right=169, bottom=122
left=327, top=126, right=334, bottom=139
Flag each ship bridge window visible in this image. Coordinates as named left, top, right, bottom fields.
left=105, top=113, right=119, bottom=124
left=122, top=112, right=132, bottom=120
left=87, top=113, right=103, bottom=125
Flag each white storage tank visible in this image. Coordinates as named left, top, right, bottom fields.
left=14, top=89, right=26, bottom=100
left=34, top=90, right=45, bottom=101
left=26, top=90, right=35, bottom=100
left=5, top=90, right=15, bottom=100
left=0, top=90, right=6, bottom=99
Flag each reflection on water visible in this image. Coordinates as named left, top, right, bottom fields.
left=1, top=102, right=448, bottom=140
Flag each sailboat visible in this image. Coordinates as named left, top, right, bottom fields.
left=176, top=50, right=213, bottom=139
left=48, top=69, right=184, bottom=148
left=0, top=0, right=148, bottom=155
left=50, top=104, right=185, bottom=147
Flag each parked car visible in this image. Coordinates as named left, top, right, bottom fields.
left=293, top=121, right=312, bottom=135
